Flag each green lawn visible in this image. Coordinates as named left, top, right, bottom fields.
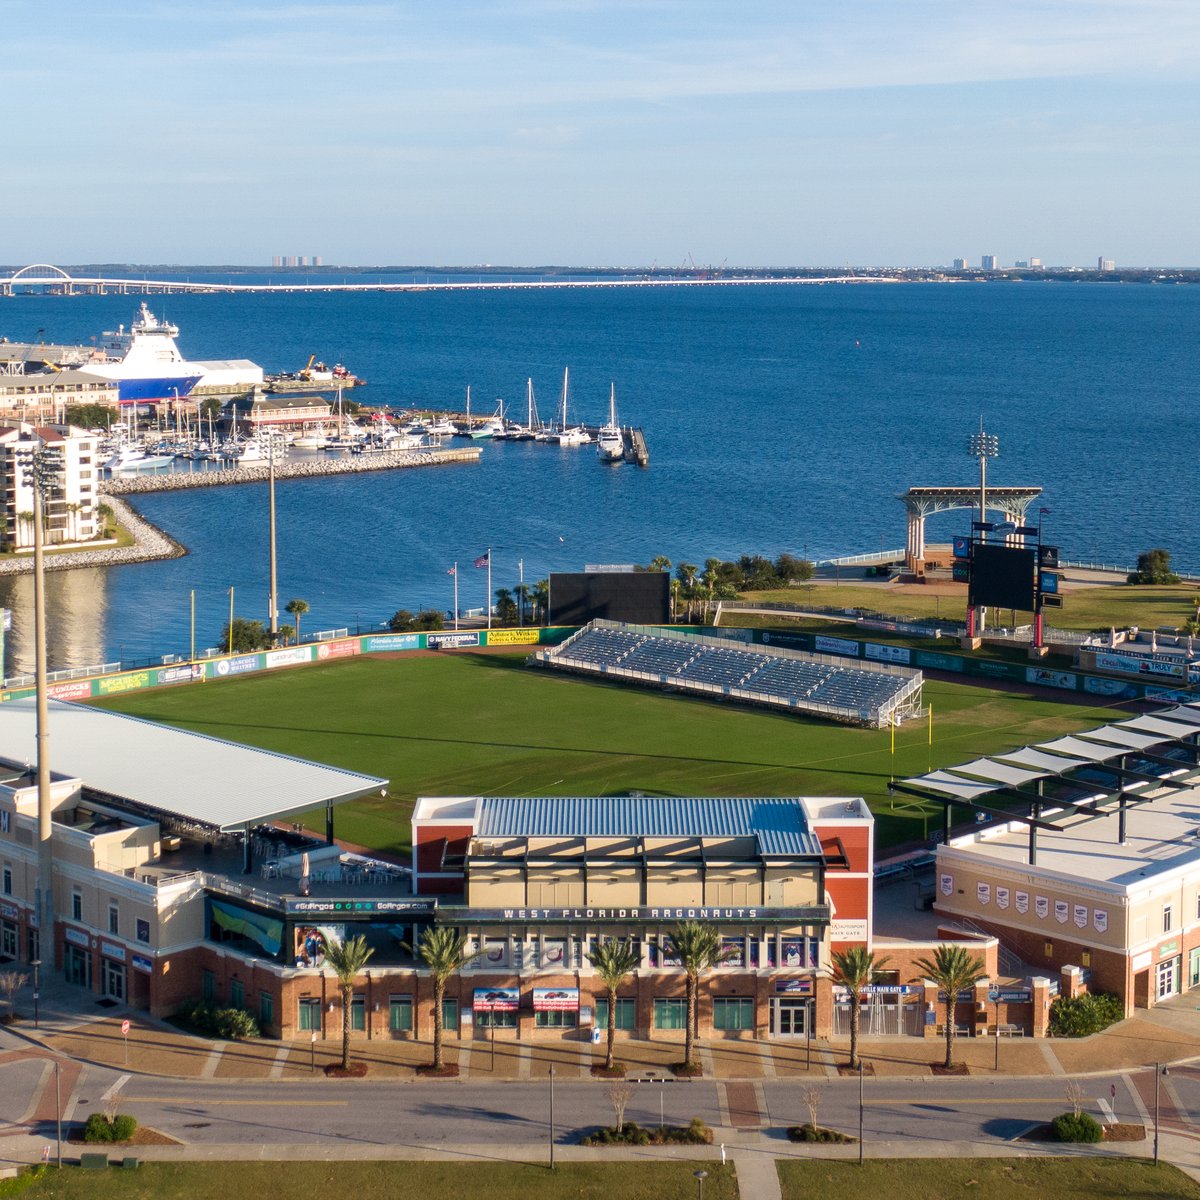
left=742, top=581, right=1199, bottom=632
left=13, top=1161, right=738, bottom=1200
left=94, top=651, right=1122, bottom=854
left=777, top=1157, right=1200, bottom=1200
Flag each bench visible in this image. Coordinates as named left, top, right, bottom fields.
left=79, top=1154, right=109, bottom=1170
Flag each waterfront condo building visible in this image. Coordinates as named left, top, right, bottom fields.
left=0, top=423, right=100, bottom=550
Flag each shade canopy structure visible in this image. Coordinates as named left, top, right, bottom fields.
left=0, top=698, right=387, bottom=832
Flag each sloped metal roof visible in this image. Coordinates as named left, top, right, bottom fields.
left=0, top=698, right=387, bottom=831
left=476, top=796, right=823, bottom=858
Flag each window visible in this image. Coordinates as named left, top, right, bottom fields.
left=476, top=1008, right=516, bottom=1028
left=351, top=995, right=365, bottom=1031
left=595, top=997, right=635, bottom=1031
left=1163, top=905, right=1173, bottom=934
left=259, top=991, right=274, bottom=1030
left=2, top=864, right=10, bottom=895
left=0, top=920, right=16, bottom=958
left=108, top=904, right=119, bottom=936
left=442, top=997, right=458, bottom=1032
left=230, top=980, right=245, bottom=1010
left=389, top=996, right=413, bottom=1033
left=72, top=891, right=82, bottom=921
left=298, top=997, right=321, bottom=1031
left=713, top=997, right=754, bottom=1032
left=654, top=998, right=687, bottom=1030
left=202, top=969, right=215, bottom=1004
left=136, top=918, right=150, bottom=944
left=535, top=1008, right=576, bottom=1028
left=1189, top=948, right=1200, bottom=990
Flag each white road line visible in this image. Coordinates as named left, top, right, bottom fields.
left=100, top=1074, right=130, bottom=1105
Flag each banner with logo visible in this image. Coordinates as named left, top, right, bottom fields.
left=532, top=988, right=579, bottom=1011
left=473, top=987, right=519, bottom=1012
left=97, top=671, right=151, bottom=696
left=316, top=638, right=362, bottom=660
left=865, top=642, right=911, bottom=665
left=486, top=629, right=540, bottom=646
left=815, top=635, right=860, bottom=658
left=266, top=646, right=315, bottom=669
left=1035, top=896, right=1049, bottom=919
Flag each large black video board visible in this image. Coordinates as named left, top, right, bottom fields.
left=968, top=544, right=1038, bottom=612
left=549, top=572, right=670, bottom=626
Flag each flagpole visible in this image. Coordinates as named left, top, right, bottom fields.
left=454, top=563, right=459, bottom=631
left=487, top=548, right=492, bottom=630
left=518, top=558, right=524, bottom=627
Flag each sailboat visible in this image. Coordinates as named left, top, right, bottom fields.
left=552, top=367, right=591, bottom=446
left=596, top=384, right=624, bottom=463
left=510, top=378, right=541, bottom=440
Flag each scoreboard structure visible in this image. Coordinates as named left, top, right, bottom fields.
left=953, top=524, right=1061, bottom=645
left=548, top=570, right=671, bottom=627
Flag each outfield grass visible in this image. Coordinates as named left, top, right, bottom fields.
left=95, top=651, right=1124, bottom=854
left=14, top=1161, right=739, bottom=1200
left=743, top=581, right=1199, bottom=632
left=777, top=1157, right=1200, bottom=1200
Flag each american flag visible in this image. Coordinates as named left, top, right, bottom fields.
left=474, top=551, right=490, bottom=568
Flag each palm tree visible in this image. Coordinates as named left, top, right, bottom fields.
left=676, top=563, right=698, bottom=621
left=586, top=938, right=641, bottom=1073
left=832, top=947, right=891, bottom=1071
left=667, top=919, right=729, bottom=1071
left=915, top=944, right=986, bottom=1069
left=415, top=927, right=477, bottom=1072
left=322, top=933, right=374, bottom=1070
left=278, top=623, right=295, bottom=645
left=531, top=579, right=549, bottom=625
left=514, top=582, right=530, bottom=625
left=284, top=597, right=310, bottom=643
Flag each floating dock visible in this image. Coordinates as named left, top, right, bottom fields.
left=623, top=427, right=649, bottom=466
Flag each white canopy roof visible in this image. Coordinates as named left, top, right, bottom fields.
left=1076, top=725, right=1169, bottom=751
left=0, top=699, right=387, bottom=831
left=1159, top=704, right=1200, bottom=727
left=907, top=770, right=1001, bottom=801
left=952, top=758, right=1047, bottom=786
left=1037, top=735, right=1127, bottom=762
left=1121, top=715, right=1200, bottom=740
left=995, top=746, right=1089, bottom=774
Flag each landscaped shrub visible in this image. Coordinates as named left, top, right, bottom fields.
left=787, top=1123, right=853, bottom=1143
left=1048, top=993, right=1124, bottom=1038
left=1052, top=1111, right=1103, bottom=1143
left=83, top=1113, right=138, bottom=1143
left=581, top=1118, right=713, bottom=1147
left=174, top=999, right=259, bottom=1040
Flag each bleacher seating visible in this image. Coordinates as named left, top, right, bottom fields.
left=540, top=621, right=922, bottom=728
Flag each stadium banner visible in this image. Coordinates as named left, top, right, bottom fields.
left=485, top=629, right=540, bottom=646
left=265, top=646, right=315, bottom=670
left=915, top=650, right=965, bottom=673
left=428, top=632, right=481, bottom=649
left=1083, top=675, right=1140, bottom=699
left=48, top=678, right=97, bottom=701
left=864, top=642, right=911, bottom=665
left=96, top=670, right=153, bottom=696
left=1092, top=651, right=1185, bottom=680
left=316, top=638, right=362, bottom=660
left=814, top=635, right=861, bottom=658
left=755, top=630, right=815, bottom=651
left=213, top=653, right=265, bottom=678
left=1026, top=666, right=1077, bottom=691
left=970, top=660, right=1025, bottom=682
left=363, top=633, right=423, bottom=652
left=156, top=664, right=205, bottom=686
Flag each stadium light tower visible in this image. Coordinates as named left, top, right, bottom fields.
left=968, top=426, right=999, bottom=633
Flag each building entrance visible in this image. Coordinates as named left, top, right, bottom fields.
left=65, top=945, right=91, bottom=990
left=101, top=957, right=126, bottom=1001
left=1157, top=956, right=1181, bottom=1001
left=771, top=997, right=809, bottom=1037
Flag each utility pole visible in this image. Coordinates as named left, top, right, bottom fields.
left=268, top=441, right=279, bottom=641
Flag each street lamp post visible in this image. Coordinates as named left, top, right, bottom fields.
left=968, top=426, right=999, bottom=633
left=267, top=440, right=278, bottom=642
left=548, top=1065, right=556, bottom=1169
left=858, top=1060, right=865, bottom=1166
left=693, top=1169, right=708, bottom=1200
left=1154, top=1061, right=1170, bottom=1165
left=31, top=959, right=41, bottom=1029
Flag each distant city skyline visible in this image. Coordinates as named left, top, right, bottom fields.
left=5, top=1, right=1199, bottom=266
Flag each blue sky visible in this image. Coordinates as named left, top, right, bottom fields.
left=4, top=1, right=1198, bottom=265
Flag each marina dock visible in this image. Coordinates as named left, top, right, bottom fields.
left=99, top=445, right=482, bottom=496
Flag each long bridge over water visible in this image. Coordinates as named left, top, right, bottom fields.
left=0, top=263, right=896, bottom=297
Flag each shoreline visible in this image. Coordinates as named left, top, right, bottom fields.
left=0, top=495, right=186, bottom=577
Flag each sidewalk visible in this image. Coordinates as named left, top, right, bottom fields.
left=6, top=972, right=1200, bottom=1085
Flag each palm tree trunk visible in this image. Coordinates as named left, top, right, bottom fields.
left=943, top=997, right=954, bottom=1069
left=606, top=984, right=617, bottom=1071
left=849, top=996, right=859, bottom=1070
left=685, top=974, right=697, bottom=1067
left=433, top=978, right=445, bottom=1071
left=341, top=982, right=351, bottom=1069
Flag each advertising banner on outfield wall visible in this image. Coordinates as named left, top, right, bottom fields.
left=49, top=679, right=96, bottom=701
left=97, top=671, right=152, bottom=696
left=316, top=638, right=362, bottom=660
left=485, top=629, right=541, bottom=646
left=363, top=633, right=422, bottom=652
left=266, top=646, right=315, bottom=669
left=814, top=635, right=860, bottom=657
left=865, top=642, right=911, bottom=665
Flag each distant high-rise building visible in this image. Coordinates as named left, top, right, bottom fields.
left=981, top=255, right=998, bottom=270
left=271, top=256, right=282, bottom=268
left=1029, top=257, right=1042, bottom=268
left=313, top=256, right=322, bottom=268
left=1015, top=260, right=1029, bottom=269
left=952, top=258, right=967, bottom=271
left=1098, top=257, right=1115, bottom=271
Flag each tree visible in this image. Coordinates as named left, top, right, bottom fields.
left=413, top=609, right=444, bottom=630
left=514, top=583, right=530, bottom=625
left=531, top=579, right=549, bottom=625
left=323, top=934, right=374, bottom=1070
left=494, top=587, right=518, bottom=626
left=1128, top=548, right=1180, bottom=585
left=414, top=927, right=477, bottom=1072
left=277, top=623, right=295, bottom=644
left=389, top=609, right=415, bottom=632
left=832, top=947, right=890, bottom=1071
left=914, top=944, right=986, bottom=1069
left=676, top=562, right=698, bottom=621
left=667, top=919, right=730, bottom=1071
left=199, top=396, right=224, bottom=421
left=285, top=598, right=310, bottom=642
left=64, top=403, right=117, bottom=430
left=775, top=553, right=814, bottom=584
left=586, top=937, right=641, bottom=1072
left=219, top=618, right=271, bottom=653
left=607, top=1082, right=634, bottom=1134
left=0, top=971, right=27, bottom=1021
